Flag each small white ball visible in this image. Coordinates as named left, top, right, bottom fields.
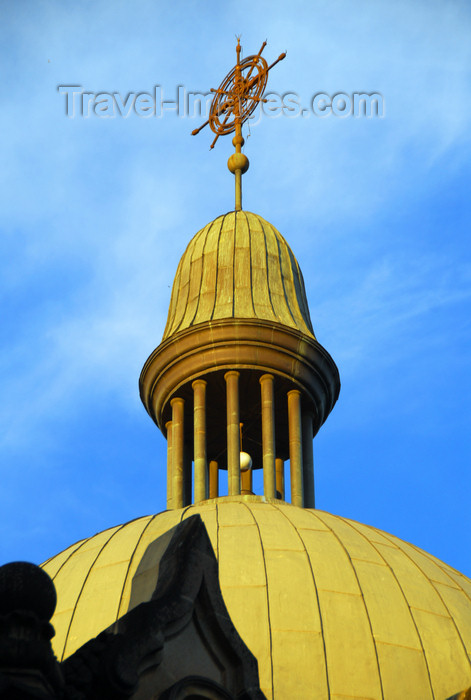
left=240, top=451, right=253, bottom=471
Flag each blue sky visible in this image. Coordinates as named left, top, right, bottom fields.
left=1, top=0, right=470, bottom=577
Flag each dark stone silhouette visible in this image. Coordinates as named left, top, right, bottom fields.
left=0, top=517, right=265, bottom=700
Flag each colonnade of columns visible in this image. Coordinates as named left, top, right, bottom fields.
left=166, top=372, right=315, bottom=510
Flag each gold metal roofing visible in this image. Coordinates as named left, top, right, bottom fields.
left=43, top=498, right=471, bottom=700
left=162, top=211, right=315, bottom=340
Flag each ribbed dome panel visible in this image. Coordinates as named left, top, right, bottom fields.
left=43, top=499, right=471, bottom=700
left=162, top=212, right=315, bottom=340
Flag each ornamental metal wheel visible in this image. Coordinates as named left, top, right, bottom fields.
left=192, top=39, right=286, bottom=150
left=209, top=53, right=269, bottom=136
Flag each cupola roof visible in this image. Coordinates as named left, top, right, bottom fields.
left=162, top=211, right=315, bottom=340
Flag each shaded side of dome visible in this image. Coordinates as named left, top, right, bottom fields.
left=162, top=211, right=315, bottom=340
left=42, top=500, right=471, bottom=700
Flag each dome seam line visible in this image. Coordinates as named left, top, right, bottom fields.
left=184, top=229, right=204, bottom=330
left=60, top=522, right=129, bottom=662
left=378, top=528, right=471, bottom=678
left=43, top=536, right=89, bottom=582
left=215, top=502, right=220, bottom=563
left=313, top=512, right=386, bottom=699
left=407, top=541, right=471, bottom=601
left=180, top=504, right=193, bottom=522
left=272, top=503, right=332, bottom=698
left=259, top=217, right=279, bottom=324
left=231, top=212, right=236, bottom=318
left=240, top=501, right=274, bottom=700
left=116, top=515, right=156, bottom=620
left=273, top=224, right=302, bottom=331
left=177, top=230, right=201, bottom=333
left=287, top=242, right=314, bottom=334
left=243, top=210, right=256, bottom=319
left=345, top=519, right=436, bottom=698
left=210, top=215, right=225, bottom=322
left=200, top=219, right=218, bottom=324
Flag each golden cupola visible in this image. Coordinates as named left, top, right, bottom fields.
left=139, top=207, right=340, bottom=509
left=139, top=40, right=341, bottom=511
left=139, top=39, right=340, bottom=511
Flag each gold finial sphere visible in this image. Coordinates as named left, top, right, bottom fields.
left=232, top=135, right=245, bottom=148
left=228, top=153, right=249, bottom=175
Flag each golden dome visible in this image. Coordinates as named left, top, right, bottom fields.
left=162, top=211, right=315, bottom=340
left=42, top=497, right=471, bottom=700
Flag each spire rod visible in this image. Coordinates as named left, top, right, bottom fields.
left=192, top=38, right=286, bottom=211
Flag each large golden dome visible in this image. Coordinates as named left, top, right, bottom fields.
left=42, top=497, right=471, bottom=700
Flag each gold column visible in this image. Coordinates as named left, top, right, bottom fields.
left=183, top=448, right=192, bottom=506
left=209, top=460, right=219, bottom=499
left=288, top=389, right=304, bottom=507
left=171, top=397, right=185, bottom=510
left=165, top=420, right=173, bottom=510
left=192, top=379, right=207, bottom=503
left=276, top=458, right=285, bottom=500
left=241, top=468, right=253, bottom=494
left=225, top=371, right=241, bottom=496
left=260, top=374, right=276, bottom=499
left=302, top=410, right=315, bottom=509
